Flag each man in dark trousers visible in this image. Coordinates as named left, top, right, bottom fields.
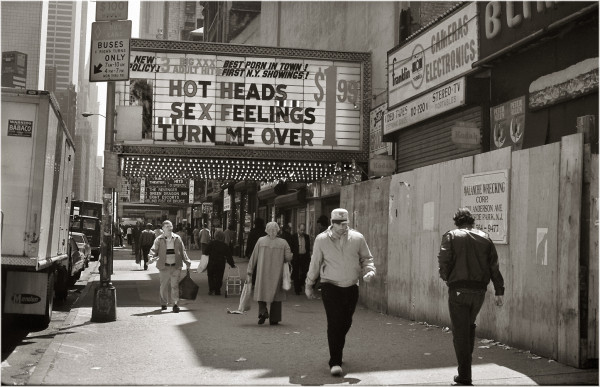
left=291, top=223, right=310, bottom=295
left=438, top=208, right=505, bottom=386
left=139, top=223, right=156, bottom=271
left=305, top=208, right=376, bottom=377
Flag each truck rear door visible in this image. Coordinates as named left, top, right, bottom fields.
left=1, top=99, right=37, bottom=257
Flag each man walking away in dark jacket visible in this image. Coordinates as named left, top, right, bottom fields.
left=438, top=208, right=505, bottom=386
left=291, top=223, right=311, bottom=295
left=139, top=223, right=156, bottom=270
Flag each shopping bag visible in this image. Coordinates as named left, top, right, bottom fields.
left=197, top=254, right=209, bottom=273
left=179, top=270, right=199, bottom=300
left=238, top=281, right=252, bottom=312
left=282, top=262, right=292, bottom=291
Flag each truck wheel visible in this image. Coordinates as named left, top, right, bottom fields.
left=92, top=251, right=100, bottom=261
left=55, top=266, right=69, bottom=301
left=32, top=271, right=54, bottom=329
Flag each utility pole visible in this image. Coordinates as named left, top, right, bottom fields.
left=88, top=1, right=131, bottom=322
left=92, top=81, right=117, bottom=322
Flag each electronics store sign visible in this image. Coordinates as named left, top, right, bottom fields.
left=384, top=77, right=465, bottom=134
left=387, top=2, right=478, bottom=109
left=461, top=170, right=509, bottom=244
left=125, top=50, right=364, bottom=151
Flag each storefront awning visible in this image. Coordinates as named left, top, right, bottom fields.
left=274, top=189, right=306, bottom=208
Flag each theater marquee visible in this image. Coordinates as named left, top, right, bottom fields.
left=117, top=41, right=370, bottom=159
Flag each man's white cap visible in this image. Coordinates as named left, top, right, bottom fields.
left=331, top=208, right=349, bottom=222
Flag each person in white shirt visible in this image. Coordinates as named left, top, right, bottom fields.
left=148, top=220, right=191, bottom=313
left=305, top=208, right=376, bottom=377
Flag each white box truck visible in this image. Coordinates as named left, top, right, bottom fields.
left=1, top=88, right=76, bottom=327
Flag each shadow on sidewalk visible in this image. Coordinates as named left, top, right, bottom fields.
left=69, top=249, right=598, bottom=386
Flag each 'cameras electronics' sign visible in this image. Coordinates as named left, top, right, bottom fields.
left=387, top=2, right=478, bottom=109
left=121, top=49, right=365, bottom=152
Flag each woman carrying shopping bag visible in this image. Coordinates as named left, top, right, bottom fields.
left=247, top=222, right=293, bottom=325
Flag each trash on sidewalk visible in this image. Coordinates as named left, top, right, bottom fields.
left=235, top=357, right=247, bottom=362
left=442, top=327, right=451, bottom=333
left=480, top=339, right=494, bottom=344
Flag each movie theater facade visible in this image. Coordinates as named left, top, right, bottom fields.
left=114, top=39, right=370, bottom=252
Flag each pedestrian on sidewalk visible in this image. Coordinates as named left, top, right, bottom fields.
left=245, top=218, right=266, bottom=259
left=193, top=225, right=200, bottom=250
left=139, top=223, right=156, bottom=270
left=126, top=226, right=133, bottom=247
left=437, top=208, right=505, bottom=386
left=224, top=225, right=236, bottom=254
left=291, top=223, right=310, bottom=295
left=205, top=230, right=236, bottom=295
left=148, top=220, right=192, bottom=313
left=199, top=223, right=211, bottom=254
left=247, top=221, right=293, bottom=325
left=305, top=208, right=376, bottom=377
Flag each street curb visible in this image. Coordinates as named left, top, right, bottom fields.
left=28, top=263, right=100, bottom=385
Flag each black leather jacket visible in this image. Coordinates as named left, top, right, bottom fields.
left=437, top=228, right=504, bottom=295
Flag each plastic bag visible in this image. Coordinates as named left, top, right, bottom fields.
left=179, top=270, right=199, bottom=300
left=238, top=281, right=252, bottom=312
left=282, top=262, right=292, bottom=291
left=198, top=254, right=209, bottom=273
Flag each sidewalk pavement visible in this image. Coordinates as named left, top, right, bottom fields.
left=29, top=247, right=598, bottom=386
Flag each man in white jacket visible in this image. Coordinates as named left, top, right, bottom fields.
left=148, top=220, right=191, bottom=313
left=305, top=208, right=376, bottom=376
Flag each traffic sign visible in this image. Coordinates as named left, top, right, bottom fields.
left=96, top=1, right=128, bottom=21
left=90, top=20, right=131, bottom=82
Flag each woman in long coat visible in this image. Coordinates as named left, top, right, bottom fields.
left=247, top=221, right=293, bottom=325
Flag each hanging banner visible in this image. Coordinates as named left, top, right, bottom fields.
left=461, top=170, right=510, bottom=244
left=369, top=103, right=392, bottom=156
left=490, top=96, right=525, bottom=150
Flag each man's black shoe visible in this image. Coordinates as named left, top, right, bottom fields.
left=451, top=376, right=473, bottom=386
left=258, top=312, right=268, bottom=324
left=173, top=305, right=180, bottom=313
left=161, top=305, right=167, bottom=310
left=144, top=263, right=148, bottom=270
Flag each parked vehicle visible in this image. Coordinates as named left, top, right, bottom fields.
left=70, top=200, right=102, bottom=219
left=70, top=232, right=91, bottom=269
left=1, top=88, right=75, bottom=328
left=70, top=215, right=101, bottom=261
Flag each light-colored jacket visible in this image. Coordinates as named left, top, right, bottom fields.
left=247, top=236, right=293, bottom=302
left=148, top=233, right=191, bottom=270
left=306, top=227, right=376, bottom=288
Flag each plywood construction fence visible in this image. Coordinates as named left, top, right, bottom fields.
left=341, top=133, right=596, bottom=368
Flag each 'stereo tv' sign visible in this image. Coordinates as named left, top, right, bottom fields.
left=117, top=41, right=370, bottom=157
